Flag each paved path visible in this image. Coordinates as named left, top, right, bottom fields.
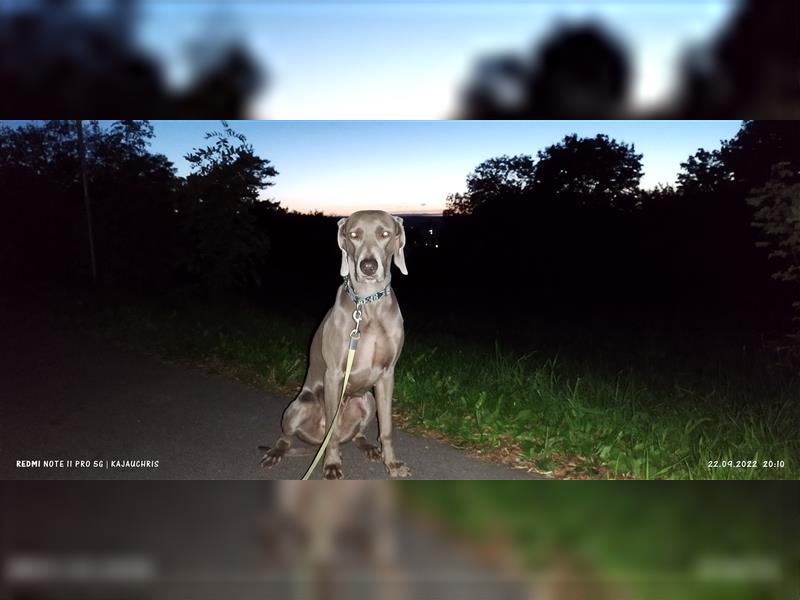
left=0, top=307, right=543, bottom=480
left=1, top=482, right=534, bottom=599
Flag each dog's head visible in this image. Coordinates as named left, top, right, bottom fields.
left=337, top=210, right=408, bottom=283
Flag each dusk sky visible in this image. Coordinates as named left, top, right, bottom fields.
left=0, top=119, right=743, bottom=215
left=147, top=120, right=743, bottom=215
left=139, top=1, right=734, bottom=118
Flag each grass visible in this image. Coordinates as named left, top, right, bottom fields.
left=395, top=330, right=799, bottom=479
left=399, top=482, right=794, bottom=600
left=71, top=293, right=800, bottom=480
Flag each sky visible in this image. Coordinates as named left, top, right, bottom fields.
left=147, top=120, right=743, bottom=215
left=138, top=1, right=735, bottom=118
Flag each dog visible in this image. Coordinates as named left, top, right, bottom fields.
left=261, top=481, right=406, bottom=599
left=261, top=210, right=411, bottom=479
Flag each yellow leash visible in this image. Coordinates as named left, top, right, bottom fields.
left=302, top=305, right=363, bottom=480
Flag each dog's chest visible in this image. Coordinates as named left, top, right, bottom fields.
left=347, top=319, right=400, bottom=392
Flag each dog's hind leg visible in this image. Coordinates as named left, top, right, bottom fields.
left=352, top=392, right=382, bottom=462
left=260, top=389, right=322, bottom=469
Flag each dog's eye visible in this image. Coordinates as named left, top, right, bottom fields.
left=381, top=231, right=390, bottom=238
left=349, top=231, right=358, bottom=239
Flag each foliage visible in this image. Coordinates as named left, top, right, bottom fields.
left=676, top=148, right=729, bottom=194
left=748, top=163, right=800, bottom=282
left=533, top=133, right=643, bottom=211
left=720, top=120, right=800, bottom=190
left=676, top=120, right=800, bottom=333
left=84, top=120, right=180, bottom=288
left=0, top=119, right=282, bottom=291
left=445, top=134, right=642, bottom=215
left=445, top=154, right=536, bottom=215
left=747, top=162, right=800, bottom=337
left=0, top=120, right=178, bottom=285
left=178, top=121, right=280, bottom=289
left=440, top=121, right=800, bottom=339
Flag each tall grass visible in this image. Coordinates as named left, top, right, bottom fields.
left=395, top=332, right=799, bottom=479
left=78, top=296, right=799, bottom=479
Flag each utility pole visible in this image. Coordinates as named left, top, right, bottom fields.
left=76, top=120, right=97, bottom=284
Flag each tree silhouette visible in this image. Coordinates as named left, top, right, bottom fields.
left=0, top=120, right=289, bottom=291
left=533, top=134, right=642, bottom=212
left=178, top=121, right=279, bottom=289
left=719, top=121, right=800, bottom=191
left=445, top=155, right=535, bottom=215
left=0, top=120, right=183, bottom=287
left=0, top=1, right=265, bottom=117
left=675, top=0, right=800, bottom=118
left=524, top=25, right=630, bottom=118
left=0, top=120, right=95, bottom=282
left=676, top=149, right=728, bottom=195
left=446, top=135, right=642, bottom=217
left=85, top=120, right=179, bottom=288
left=460, top=24, right=630, bottom=119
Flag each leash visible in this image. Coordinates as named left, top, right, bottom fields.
left=301, top=302, right=363, bottom=480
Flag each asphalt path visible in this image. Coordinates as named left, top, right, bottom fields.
left=1, top=306, right=543, bottom=480
left=1, top=482, right=533, bottom=599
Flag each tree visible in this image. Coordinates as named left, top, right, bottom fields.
left=533, top=134, right=643, bottom=211
left=178, top=121, right=279, bottom=289
left=676, top=122, right=800, bottom=199
left=442, top=192, right=468, bottom=217
left=85, top=121, right=179, bottom=288
left=445, top=154, right=535, bottom=215
left=676, top=148, right=729, bottom=195
left=0, top=120, right=180, bottom=287
left=747, top=162, right=800, bottom=337
left=459, top=24, right=630, bottom=119
left=674, top=120, right=800, bottom=299
left=0, top=121, right=90, bottom=281
left=719, top=120, right=800, bottom=191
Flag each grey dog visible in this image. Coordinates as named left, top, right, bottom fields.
left=260, top=210, right=411, bottom=479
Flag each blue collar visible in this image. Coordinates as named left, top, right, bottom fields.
left=343, top=276, right=391, bottom=306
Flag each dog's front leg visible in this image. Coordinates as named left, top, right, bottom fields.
left=375, top=368, right=411, bottom=478
left=322, top=369, right=344, bottom=479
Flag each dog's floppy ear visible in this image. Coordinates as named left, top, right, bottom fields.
left=392, top=215, right=408, bottom=275
left=337, top=217, right=349, bottom=277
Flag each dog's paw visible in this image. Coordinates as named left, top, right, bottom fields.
left=259, top=448, right=283, bottom=469
left=323, top=463, right=343, bottom=479
left=385, top=461, right=411, bottom=478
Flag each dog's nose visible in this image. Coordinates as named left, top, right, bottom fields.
left=359, top=258, right=378, bottom=276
